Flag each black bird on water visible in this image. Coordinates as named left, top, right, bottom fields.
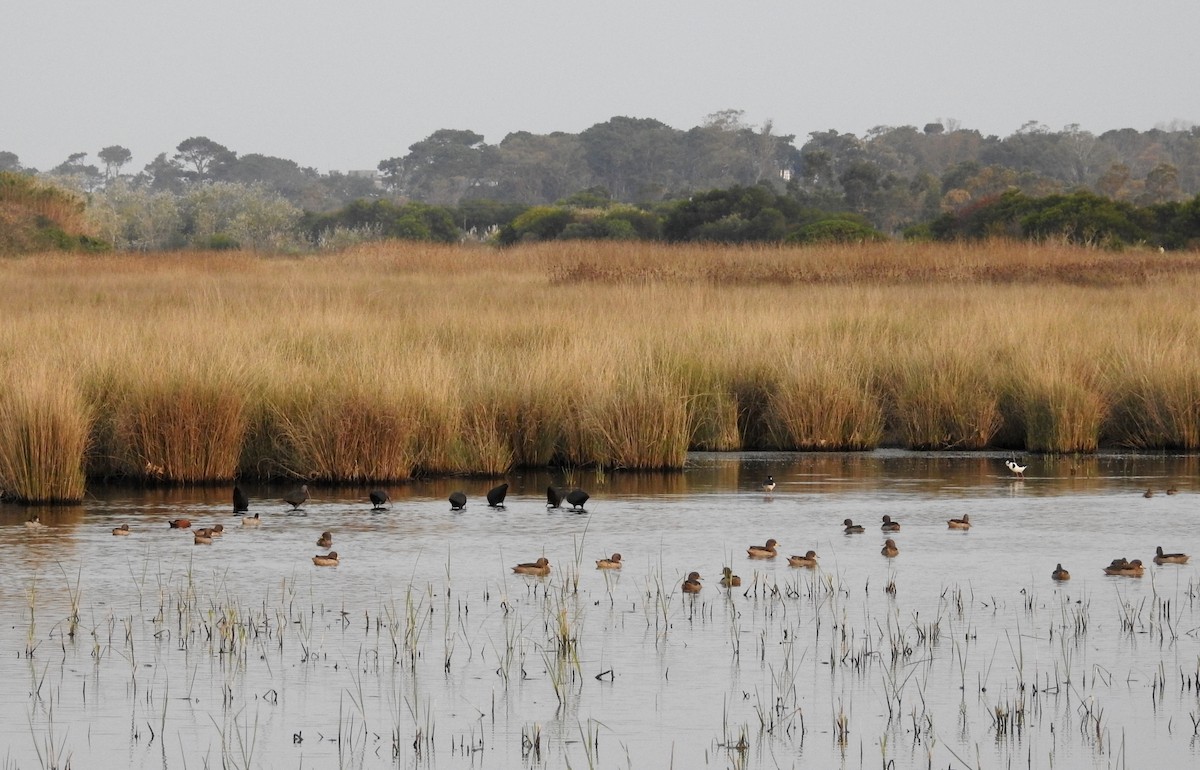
left=546, top=486, right=564, bottom=509
left=284, top=484, right=309, bottom=511
left=486, top=483, right=509, bottom=508
left=566, top=489, right=590, bottom=511
left=449, top=491, right=467, bottom=510
left=233, top=485, right=249, bottom=513
left=762, top=475, right=776, bottom=493
left=369, top=490, right=391, bottom=510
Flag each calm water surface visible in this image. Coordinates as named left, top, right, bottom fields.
left=1, top=451, right=1198, bottom=769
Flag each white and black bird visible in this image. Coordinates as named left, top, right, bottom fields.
left=486, top=483, right=509, bottom=508
left=762, top=475, right=776, bottom=493
left=1005, top=460, right=1027, bottom=478
left=369, top=489, right=391, bottom=510
left=449, top=491, right=467, bottom=511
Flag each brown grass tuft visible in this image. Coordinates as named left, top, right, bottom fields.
left=0, top=373, right=92, bottom=502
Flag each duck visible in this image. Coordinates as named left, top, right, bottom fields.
left=512, top=557, right=551, bottom=577
left=1154, top=546, right=1189, bottom=565
left=241, top=512, right=261, bottom=527
left=1103, top=558, right=1144, bottom=577
left=747, top=538, right=779, bottom=558
left=596, top=553, right=622, bottom=569
left=1166, top=487, right=1179, bottom=496
left=566, top=489, right=590, bottom=511
left=193, top=529, right=213, bottom=545
left=112, top=523, right=131, bottom=536
left=719, top=566, right=742, bottom=587
left=881, top=538, right=899, bottom=557
left=209, top=524, right=224, bottom=537
left=169, top=518, right=191, bottom=529
left=788, top=550, right=819, bottom=568
left=233, top=485, right=249, bottom=513
left=284, top=484, right=310, bottom=510
left=546, top=486, right=563, bottom=509
left=1051, top=563, right=1070, bottom=581
left=313, top=551, right=339, bottom=567
left=486, top=483, right=509, bottom=508
left=1005, top=459, right=1027, bottom=478
left=316, top=531, right=332, bottom=548
left=369, top=490, right=391, bottom=510
left=449, top=491, right=467, bottom=510
left=681, top=571, right=702, bottom=594
left=881, top=515, right=901, bottom=532
left=762, top=475, right=776, bottom=493
left=843, top=518, right=865, bottom=534
left=25, top=516, right=47, bottom=529
left=947, top=513, right=971, bottom=530
left=1143, top=488, right=1155, bottom=499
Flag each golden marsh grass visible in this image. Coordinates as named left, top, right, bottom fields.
left=0, top=372, right=91, bottom=502
left=1, top=241, right=1199, bottom=497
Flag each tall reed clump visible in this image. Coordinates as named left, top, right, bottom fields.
left=0, top=374, right=92, bottom=502
left=454, top=362, right=562, bottom=475
left=768, top=351, right=884, bottom=451
left=410, top=377, right=464, bottom=475
left=886, top=345, right=1002, bottom=449
left=99, top=370, right=250, bottom=483
left=557, top=379, right=609, bottom=468
left=673, top=354, right=744, bottom=451
left=586, top=366, right=692, bottom=469
left=1006, top=351, right=1109, bottom=453
left=1104, top=342, right=1200, bottom=449
left=264, top=381, right=423, bottom=482
left=495, top=378, right=566, bottom=467
left=727, top=364, right=780, bottom=449
left=454, top=397, right=516, bottom=476
left=685, top=388, right=742, bottom=451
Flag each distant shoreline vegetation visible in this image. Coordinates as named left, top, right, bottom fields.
left=3, top=116, right=1200, bottom=253
left=3, top=171, right=1199, bottom=255
left=2, top=242, right=1199, bottom=503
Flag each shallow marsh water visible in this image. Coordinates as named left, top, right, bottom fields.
left=1, top=451, right=1199, bottom=769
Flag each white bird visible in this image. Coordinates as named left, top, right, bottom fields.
left=1005, top=460, right=1026, bottom=478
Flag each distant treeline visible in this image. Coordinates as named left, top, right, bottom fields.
left=3, top=113, right=1200, bottom=251
left=5, top=170, right=1200, bottom=254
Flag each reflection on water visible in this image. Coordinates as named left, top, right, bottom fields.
left=1, top=450, right=1197, bottom=769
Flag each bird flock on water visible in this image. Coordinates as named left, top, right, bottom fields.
left=80, top=481, right=592, bottom=573
left=25, top=460, right=1188, bottom=585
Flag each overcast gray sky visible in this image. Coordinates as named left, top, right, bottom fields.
left=3, top=0, right=1198, bottom=173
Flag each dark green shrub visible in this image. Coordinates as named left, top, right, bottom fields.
left=787, top=218, right=886, bottom=244
left=205, top=233, right=240, bottom=250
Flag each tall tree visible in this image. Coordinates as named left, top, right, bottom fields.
left=174, top=137, right=236, bottom=182
left=227, top=153, right=325, bottom=208
left=490, top=131, right=589, bottom=204
left=51, top=152, right=103, bottom=191
left=1140, top=163, right=1182, bottom=205
left=98, top=145, right=133, bottom=181
left=1096, top=163, right=1132, bottom=200
left=579, top=117, right=683, bottom=201
left=142, top=152, right=187, bottom=194
left=378, top=129, right=487, bottom=204
left=0, top=151, right=21, bottom=172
